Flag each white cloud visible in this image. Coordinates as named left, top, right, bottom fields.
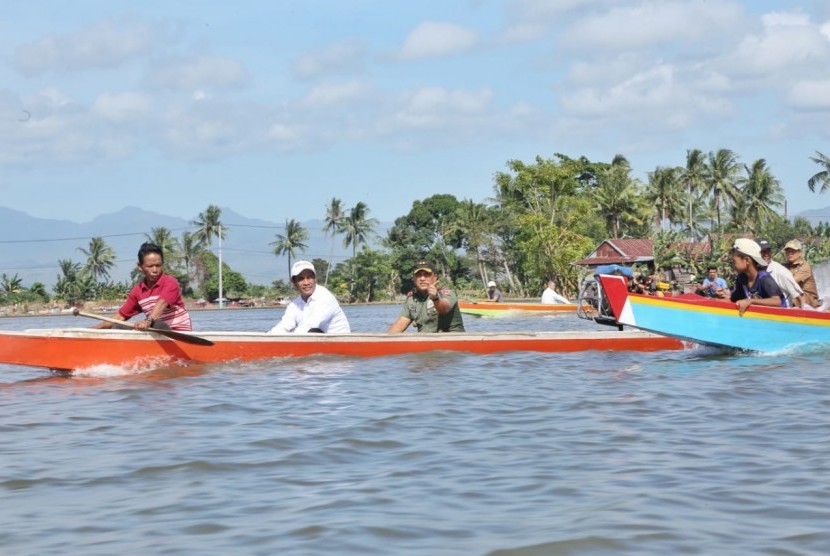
left=399, top=21, right=478, bottom=61
left=562, top=0, right=743, bottom=51
left=788, top=79, right=830, bottom=110
left=292, top=40, right=365, bottom=80
left=559, top=64, right=732, bottom=129
left=13, top=18, right=158, bottom=76
left=93, top=91, right=151, bottom=123
left=302, top=81, right=373, bottom=108
left=718, top=10, right=830, bottom=77
left=147, top=56, right=249, bottom=91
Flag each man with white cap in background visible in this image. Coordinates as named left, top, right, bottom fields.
left=486, top=280, right=503, bottom=302
left=268, top=260, right=351, bottom=334
left=756, top=238, right=806, bottom=308
left=783, top=239, right=820, bottom=307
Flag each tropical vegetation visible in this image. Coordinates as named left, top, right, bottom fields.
left=3, top=148, right=830, bottom=312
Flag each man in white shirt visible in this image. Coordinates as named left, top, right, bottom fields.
left=268, top=260, right=351, bottom=334
left=757, top=238, right=805, bottom=308
left=541, top=280, right=569, bottom=304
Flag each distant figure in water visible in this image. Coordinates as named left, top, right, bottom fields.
left=486, top=280, right=503, bottom=302
left=541, top=280, right=569, bottom=304
left=94, top=242, right=192, bottom=331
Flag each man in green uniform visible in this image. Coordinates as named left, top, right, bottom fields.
left=387, top=260, right=465, bottom=333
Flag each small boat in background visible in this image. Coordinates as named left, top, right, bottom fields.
left=598, top=273, right=830, bottom=352
left=458, top=301, right=576, bottom=317
left=0, top=327, right=684, bottom=372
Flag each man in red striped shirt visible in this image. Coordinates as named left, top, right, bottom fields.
left=94, top=242, right=192, bottom=331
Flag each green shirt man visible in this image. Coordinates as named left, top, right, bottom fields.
left=387, top=260, right=466, bottom=333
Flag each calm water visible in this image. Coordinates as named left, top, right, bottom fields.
left=1, top=306, right=829, bottom=555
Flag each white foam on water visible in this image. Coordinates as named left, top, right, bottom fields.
left=71, top=356, right=179, bottom=378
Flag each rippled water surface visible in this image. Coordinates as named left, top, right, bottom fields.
left=2, top=306, right=829, bottom=555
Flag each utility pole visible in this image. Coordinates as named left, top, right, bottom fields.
left=218, top=224, right=224, bottom=309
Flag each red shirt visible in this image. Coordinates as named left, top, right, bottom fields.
left=119, top=273, right=192, bottom=331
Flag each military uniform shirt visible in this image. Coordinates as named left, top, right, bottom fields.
left=400, top=289, right=465, bottom=333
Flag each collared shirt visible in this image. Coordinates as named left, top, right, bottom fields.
left=541, top=287, right=569, bottom=304
left=766, top=260, right=803, bottom=307
left=786, top=258, right=819, bottom=306
left=700, top=276, right=728, bottom=297
left=401, top=289, right=465, bottom=332
left=119, top=273, right=192, bottom=331
left=268, top=285, right=350, bottom=334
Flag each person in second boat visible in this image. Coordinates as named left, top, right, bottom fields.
left=695, top=266, right=727, bottom=298
left=486, top=280, right=503, bottom=302
left=268, top=260, right=351, bottom=334
left=716, top=238, right=785, bottom=315
left=387, top=260, right=465, bottom=333
left=783, top=239, right=820, bottom=308
left=541, top=280, right=570, bottom=304
left=756, top=238, right=806, bottom=308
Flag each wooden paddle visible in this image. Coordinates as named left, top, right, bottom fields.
left=72, top=309, right=214, bottom=346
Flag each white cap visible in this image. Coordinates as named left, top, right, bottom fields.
left=290, top=260, right=316, bottom=279
left=784, top=239, right=803, bottom=251
left=732, top=238, right=766, bottom=267
left=487, top=280, right=497, bottom=287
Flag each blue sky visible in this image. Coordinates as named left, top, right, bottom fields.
left=3, top=0, right=830, bottom=225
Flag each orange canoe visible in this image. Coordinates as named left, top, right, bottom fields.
left=459, top=301, right=577, bottom=317
left=0, top=328, right=685, bottom=371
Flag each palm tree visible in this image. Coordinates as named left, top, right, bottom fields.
left=77, top=237, right=116, bottom=282
left=145, top=227, right=180, bottom=262
left=705, top=148, right=741, bottom=232
left=733, top=159, right=784, bottom=233
left=179, top=231, right=203, bottom=284
left=271, top=219, right=309, bottom=277
left=0, top=273, right=23, bottom=298
left=645, top=166, right=684, bottom=231
left=594, top=160, right=641, bottom=239
left=323, top=198, right=345, bottom=286
left=192, top=204, right=225, bottom=247
left=342, top=202, right=378, bottom=260
left=808, top=150, right=830, bottom=193
left=681, top=149, right=707, bottom=238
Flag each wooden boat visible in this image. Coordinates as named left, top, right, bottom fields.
left=598, top=273, right=830, bottom=352
left=458, top=301, right=577, bottom=317
left=0, top=328, right=684, bottom=371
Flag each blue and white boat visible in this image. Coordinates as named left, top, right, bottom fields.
left=598, top=273, right=830, bottom=352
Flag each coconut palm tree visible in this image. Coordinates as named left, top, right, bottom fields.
left=808, top=150, right=830, bottom=193
left=342, top=202, right=378, bottom=260
left=179, top=231, right=203, bottom=284
left=323, top=198, right=345, bottom=286
left=271, top=219, right=309, bottom=277
left=145, top=227, right=180, bottom=262
left=733, top=159, right=784, bottom=234
left=192, top=204, right=225, bottom=247
left=645, top=166, right=684, bottom=231
left=77, top=237, right=116, bottom=282
left=594, top=161, right=642, bottom=239
left=681, top=149, right=707, bottom=238
left=0, top=273, right=23, bottom=299
left=705, top=149, right=741, bottom=232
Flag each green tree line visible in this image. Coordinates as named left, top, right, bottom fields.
left=4, top=149, right=830, bottom=309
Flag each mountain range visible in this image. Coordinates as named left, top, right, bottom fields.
left=0, top=206, right=391, bottom=288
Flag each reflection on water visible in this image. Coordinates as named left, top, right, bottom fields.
left=1, top=307, right=829, bottom=555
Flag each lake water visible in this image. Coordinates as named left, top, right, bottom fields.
left=1, top=306, right=829, bottom=555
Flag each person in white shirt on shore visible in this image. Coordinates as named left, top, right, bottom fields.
left=268, top=260, right=351, bottom=334
left=541, top=280, right=569, bottom=304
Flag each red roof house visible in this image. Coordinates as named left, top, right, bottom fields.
left=575, top=238, right=654, bottom=267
